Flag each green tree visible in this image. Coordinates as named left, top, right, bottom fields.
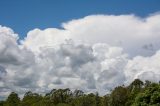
left=133, top=83, right=160, bottom=106
left=130, top=79, right=144, bottom=92
left=95, top=92, right=102, bottom=106
left=110, top=86, right=128, bottom=106
left=126, top=79, right=144, bottom=105
left=73, top=89, right=84, bottom=97
left=20, top=91, right=43, bottom=106
left=49, top=88, right=72, bottom=105
left=5, top=92, right=20, bottom=106
left=102, top=94, right=110, bottom=106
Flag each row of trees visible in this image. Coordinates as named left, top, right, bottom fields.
left=0, top=79, right=160, bottom=106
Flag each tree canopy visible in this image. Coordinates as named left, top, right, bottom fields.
left=0, top=79, right=160, bottom=106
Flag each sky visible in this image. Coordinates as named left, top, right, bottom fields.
left=0, top=0, right=160, bottom=39
left=0, top=0, right=160, bottom=99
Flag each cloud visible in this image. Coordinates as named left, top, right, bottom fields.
left=22, top=14, right=160, bottom=57
left=124, top=50, right=160, bottom=84
left=0, top=13, right=160, bottom=98
left=0, top=25, right=36, bottom=97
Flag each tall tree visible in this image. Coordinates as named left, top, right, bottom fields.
left=110, top=86, right=128, bottom=106
left=21, top=91, right=43, bottom=106
left=5, top=92, right=20, bottom=106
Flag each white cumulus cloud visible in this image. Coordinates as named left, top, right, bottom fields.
left=0, top=13, right=160, bottom=98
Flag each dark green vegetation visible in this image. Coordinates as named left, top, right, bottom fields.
left=0, top=79, right=160, bottom=106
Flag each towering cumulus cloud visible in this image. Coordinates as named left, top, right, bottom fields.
left=0, top=13, right=160, bottom=98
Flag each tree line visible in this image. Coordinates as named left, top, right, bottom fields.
left=0, top=79, right=160, bottom=106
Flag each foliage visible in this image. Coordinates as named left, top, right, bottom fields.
left=109, top=86, right=128, bottom=106
left=0, top=79, right=160, bottom=106
left=4, top=92, right=20, bottom=106
left=133, top=83, right=160, bottom=106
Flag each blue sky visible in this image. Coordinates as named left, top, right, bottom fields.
left=0, top=0, right=160, bottom=39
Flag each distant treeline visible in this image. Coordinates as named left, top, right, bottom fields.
left=0, top=79, right=160, bottom=106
